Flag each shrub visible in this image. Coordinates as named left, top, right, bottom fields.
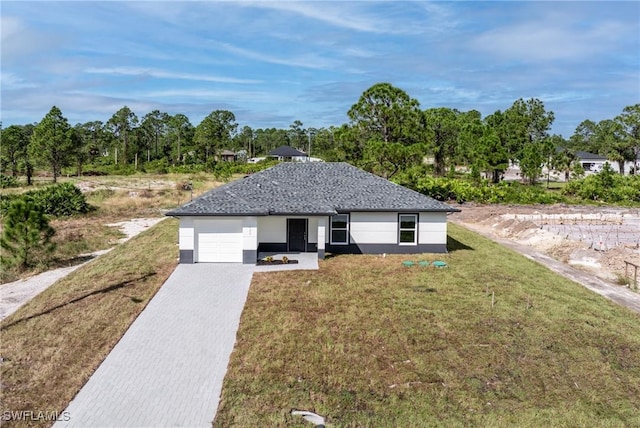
left=143, top=159, right=169, bottom=174
left=0, top=174, right=20, bottom=188
left=0, top=183, right=91, bottom=217
left=562, top=170, right=640, bottom=203
left=28, top=183, right=92, bottom=216
left=397, top=174, right=566, bottom=205
left=167, top=164, right=206, bottom=174
left=0, top=194, right=21, bottom=216
left=0, top=199, right=56, bottom=270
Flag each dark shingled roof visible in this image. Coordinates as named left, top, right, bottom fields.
left=269, top=145, right=308, bottom=157
left=575, top=151, right=607, bottom=161
left=166, top=162, right=459, bottom=217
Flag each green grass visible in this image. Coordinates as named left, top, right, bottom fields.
left=2, top=218, right=638, bottom=427
left=0, top=219, right=178, bottom=427
left=214, top=223, right=640, bottom=427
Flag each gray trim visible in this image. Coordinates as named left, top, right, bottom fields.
left=167, top=207, right=458, bottom=217
left=179, top=250, right=194, bottom=264
left=258, top=243, right=288, bottom=253
left=326, top=243, right=448, bottom=255
left=318, top=249, right=325, bottom=260
left=268, top=210, right=337, bottom=216
left=243, top=249, right=257, bottom=264
left=166, top=212, right=270, bottom=217
left=337, top=208, right=460, bottom=213
left=257, top=242, right=317, bottom=253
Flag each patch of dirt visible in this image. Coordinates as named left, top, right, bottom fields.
left=75, top=178, right=178, bottom=193
left=106, top=218, right=166, bottom=243
left=451, top=203, right=640, bottom=284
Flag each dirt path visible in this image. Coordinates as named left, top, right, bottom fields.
left=0, top=218, right=165, bottom=321
left=452, top=218, right=640, bottom=314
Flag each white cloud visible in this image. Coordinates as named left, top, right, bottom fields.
left=0, top=72, right=37, bottom=90
left=471, top=17, right=632, bottom=62
left=1, top=16, right=22, bottom=40
left=531, top=92, right=592, bottom=104
left=84, top=67, right=262, bottom=84
left=142, top=89, right=292, bottom=104
left=427, top=85, right=482, bottom=102
left=0, top=16, right=60, bottom=64
left=210, top=41, right=339, bottom=70
left=241, top=1, right=408, bottom=34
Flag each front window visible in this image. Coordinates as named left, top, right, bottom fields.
left=399, top=214, right=417, bottom=245
left=330, top=214, right=349, bottom=245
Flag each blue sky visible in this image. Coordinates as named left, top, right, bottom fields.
left=1, top=1, right=638, bottom=137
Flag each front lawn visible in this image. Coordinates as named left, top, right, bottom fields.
left=215, top=223, right=640, bottom=427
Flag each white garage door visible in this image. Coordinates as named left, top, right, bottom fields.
left=196, top=220, right=243, bottom=263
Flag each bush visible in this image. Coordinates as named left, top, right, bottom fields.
left=229, top=159, right=280, bottom=175
left=394, top=173, right=566, bottom=205
left=0, top=174, right=20, bottom=188
left=28, top=183, right=92, bottom=216
left=167, top=164, right=207, bottom=174
left=0, top=199, right=56, bottom=270
left=142, top=159, right=169, bottom=174
left=562, top=169, right=640, bottom=203
left=80, top=159, right=137, bottom=176
left=0, top=183, right=92, bottom=217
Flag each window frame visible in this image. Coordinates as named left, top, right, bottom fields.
left=330, top=213, right=350, bottom=245
left=398, top=213, right=418, bottom=246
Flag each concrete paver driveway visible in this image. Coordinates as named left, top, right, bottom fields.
left=54, top=263, right=254, bottom=428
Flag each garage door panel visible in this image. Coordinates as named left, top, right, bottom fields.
left=196, top=220, right=242, bottom=263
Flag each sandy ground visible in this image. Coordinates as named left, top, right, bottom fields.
left=0, top=217, right=166, bottom=321
left=450, top=203, right=640, bottom=290
left=74, top=179, right=178, bottom=193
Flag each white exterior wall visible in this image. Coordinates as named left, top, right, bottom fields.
left=178, top=217, right=195, bottom=250
left=317, top=217, right=326, bottom=251
left=307, top=218, right=318, bottom=243
left=329, top=212, right=448, bottom=245
left=418, top=212, right=447, bottom=244
left=258, top=217, right=285, bottom=242
left=242, top=216, right=258, bottom=251
left=257, top=216, right=319, bottom=243
left=348, top=212, right=398, bottom=244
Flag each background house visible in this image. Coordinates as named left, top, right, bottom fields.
left=576, top=151, right=608, bottom=173
left=218, top=150, right=236, bottom=162
left=268, top=145, right=309, bottom=162
left=167, top=162, right=460, bottom=264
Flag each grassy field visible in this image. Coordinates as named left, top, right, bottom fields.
left=0, top=219, right=179, bottom=427
left=0, top=173, right=225, bottom=283
left=2, top=173, right=639, bottom=427
left=214, top=223, right=640, bottom=427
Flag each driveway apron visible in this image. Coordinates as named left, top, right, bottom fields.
left=54, top=263, right=254, bottom=428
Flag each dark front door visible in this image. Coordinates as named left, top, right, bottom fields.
left=287, top=219, right=307, bottom=252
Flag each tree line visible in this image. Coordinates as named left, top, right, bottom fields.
left=1, top=82, right=638, bottom=184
